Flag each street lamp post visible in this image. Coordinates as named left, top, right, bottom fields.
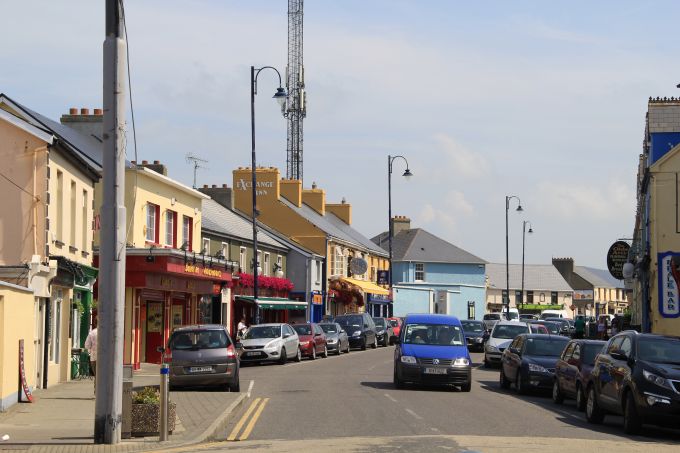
left=520, top=220, right=533, bottom=313
left=505, top=195, right=523, bottom=320
left=387, top=156, right=413, bottom=291
left=250, top=65, right=287, bottom=324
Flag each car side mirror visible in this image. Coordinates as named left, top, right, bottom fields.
left=340, top=329, right=345, bottom=334
left=283, top=333, right=291, bottom=338
left=610, top=351, right=627, bottom=361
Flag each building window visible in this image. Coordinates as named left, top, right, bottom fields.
left=165, top=210, right=176, bottom=247
left=276, top=255, right=283, bottom=275
left=221, top=242, right=229, bottom=259
left=527, top=291, right=534, bottom=304
left=315, top=260, right=321, bottom=283
left=82, top=190, right=88, bottom=251
left=551, top=291, right=558, bottom=304
left=257, top=251, right=262, bottom=274
left=182, top=216, right=193, bottom=250
left=202, top=238, right=210, bottom=254
left=264, top=253, right=270, bottom=276
left=467, top=301, right=476, bottom=320
left=331, top=247, right=345, bottom=277
left=239, top=247, right=247, bottom=272
left=146, top=203, right=159, bottom=243
left=370, top=266, right=377, bottom=282
left=414, top=263, right=425, bottom=281
left=56, top=170, right=63, bottom=241
left=70, top=181, right=77, bottom=246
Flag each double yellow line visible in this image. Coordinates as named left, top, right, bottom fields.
left=227, top=397, right=269, bottom=441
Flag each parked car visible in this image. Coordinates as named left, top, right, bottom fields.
left=528, top=320, right=561, bottom=335
left=166, top=325, right=240, bottom=391
left=335, top=313, right=378, bottom=350
left=552, top=339, right=606, bottom=410
left=319, top=322, right=350, bottom=355
left=483, top=312, right=504, bottom=331
left=393, top=314, right=471, bottom=391
left=585, top=331, right=680, bottom=434
left=373, top=317, right=395, bottom=346
left=292, top=323, right=328, bottom=359
left=387, top=317, right=403, bottom=343
left=544, top=317, right=572, bottom=336
left=238, top=323, right=301, bottom=364
left=461, top=320, right=486, bottom=352
left=539, top=309, right=568, bottom=319
left=529, top=324, right=549, bottom=334
left=484, top=321, right=531, bottom=367
left=499, top=334, right=570, bottom=394
left=520, top=314, right=538, bottom=321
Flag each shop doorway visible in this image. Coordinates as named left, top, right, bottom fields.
left=171, top=299, right=185, bottom=332
left=145, top=301, right=164, bottom=363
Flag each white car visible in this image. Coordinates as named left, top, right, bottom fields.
left=483, top=321, right=530, bottom=367
left=237, top=323, right=301, bottom=364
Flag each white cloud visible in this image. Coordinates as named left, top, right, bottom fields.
left=433, top=134, right=491, bottom=180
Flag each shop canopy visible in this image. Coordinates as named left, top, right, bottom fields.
left=235, top=296, right=308, bottom=310
left=339, top=277, right=390, bottom=296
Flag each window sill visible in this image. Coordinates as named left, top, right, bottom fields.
left=81, top=251, right=90, bottom=258
left=69, top=246, right=79, bottom=253
left=54, top=240, right=65, bottom=247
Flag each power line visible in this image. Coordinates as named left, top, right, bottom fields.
left=0, top=172, right=40, bottom=201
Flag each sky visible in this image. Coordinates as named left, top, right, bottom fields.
left=3, top=0, right=680, bottom=269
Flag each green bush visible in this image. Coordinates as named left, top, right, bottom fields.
left=132, top=387, right=159, bottom=404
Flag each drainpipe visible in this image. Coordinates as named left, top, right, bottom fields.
left=305, top=256, right=311, bottom=322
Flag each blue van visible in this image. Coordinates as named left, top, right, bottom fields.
left=393, top=314, right=472, bottom=391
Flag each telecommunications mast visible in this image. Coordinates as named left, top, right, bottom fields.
left=285, top=0, right=306, bottom=182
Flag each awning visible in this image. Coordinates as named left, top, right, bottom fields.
left=340, top=277, right=389, bottom=296
left=235, top=296, right=308, bottom=311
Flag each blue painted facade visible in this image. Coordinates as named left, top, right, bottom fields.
left=649, top=132, right=680, bottom=164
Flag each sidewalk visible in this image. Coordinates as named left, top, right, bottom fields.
left=0, top=363, right=248, bottom=452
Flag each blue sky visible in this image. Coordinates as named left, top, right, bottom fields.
left=3, top=1, right=680, bottom=268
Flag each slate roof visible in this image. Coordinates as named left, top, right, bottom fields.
left=278, top=198, right=388, bottom=257
left=371, top=228, right=486, bottom=264
left=201, top=199, right=288, bottom=250
left=486, top=263, right=573, bottom=292
left=0, top=94, right=103, bottom=174
left=574, top=266, right=625, bottom=289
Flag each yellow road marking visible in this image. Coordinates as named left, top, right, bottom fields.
left=227, top=397, right=261, bottom=441
left=238, top=397, right=269, bottom=441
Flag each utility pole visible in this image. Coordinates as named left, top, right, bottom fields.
left=95, top=0, right=126, bottom=444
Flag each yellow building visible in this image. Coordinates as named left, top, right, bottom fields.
left=232, top=167, right=390, bottom=318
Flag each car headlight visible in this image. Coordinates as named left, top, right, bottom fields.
left=643, top=370, right=674, bottom=390
left=378, top=330, right=385, bottom=335
left=453, top=358, right=470, bottom=366
left=528, top=363, right=548, bottom=373
left=486, top=344, right=498, bottom=352
left=352, top=331, right=362, bottom=337
left=400, top=355, right=417, bottom=364
left=299, top=341, right=310, bottom=346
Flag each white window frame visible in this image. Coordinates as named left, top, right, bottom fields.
left=182, top=216, right=192, bottom=249
left=264, top=252, right=270, bottom=276
left=146, top=203, right=157, bottom=243
left=165, top=210, right=175, bottom=246
left=257, top=251, right=263, bottom=274
left=315, top=260, right=321, bottom=284
left=221, top=242, right=229, bottom=259
left=202, top=238, right=210, bottom=254
left=414, top=263, right=425, bottom=282
left=332, top=247, right=345, bottom=277
left=239, top=247, right=247, bottom=273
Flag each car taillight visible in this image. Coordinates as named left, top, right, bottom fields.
left=226, top=345, right=236, bottom=359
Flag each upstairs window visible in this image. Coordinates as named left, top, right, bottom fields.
left=239, top=247, right=247, bottom=272
left=414, top=263, right=425, bottom=281
left=146, top=203, right=159, bottom=243
left=182, top=216, right=193, bottom=251
left=165, top=210, right=176, bottom=247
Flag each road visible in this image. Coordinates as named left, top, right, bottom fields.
left=177, top=346, right=680, bottom=452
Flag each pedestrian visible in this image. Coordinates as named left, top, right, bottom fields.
left=573, top=316, right=585, bottom=339
left=84, top=327, right=97, bottom=393
left=603, top=317, right=610, bottom=341
left=597, top=318, right=605, bottom=340
left=610, top=316, right=620, bottom=336
left=237, top=317, right=248, bottom=340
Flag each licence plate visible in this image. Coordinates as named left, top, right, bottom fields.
left=424, top=367, right=447, bottom=375
left=245, top=351, right=260, bottom=356
left=189, top=366, right=212, bottom=373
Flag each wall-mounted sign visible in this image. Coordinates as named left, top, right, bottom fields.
left=658, top=252, right=680, bottom=318
left=377, top=270, right=389, bottom=285
left=235, top=178, right=274, bottom=196
left=607, top=241, right=630, bottom=280
left=312, top=293, right=323, bottom=305
left=349, top=258, right=368, bottom=276
left=573, top=290, right=594, bottom=301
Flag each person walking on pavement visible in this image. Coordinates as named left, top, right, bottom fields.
left=237, top=317, right=248, bottom=340
left=573, top=316, right=585, bottom=339
left=84, top=327, right=97, bottom=392
left=597, top=317, right=605, bottom=340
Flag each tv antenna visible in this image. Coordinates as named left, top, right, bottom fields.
left=186, top=153, right=208, bottom=188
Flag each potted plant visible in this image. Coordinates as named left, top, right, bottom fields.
left=130, top=386, right=176, bottom=437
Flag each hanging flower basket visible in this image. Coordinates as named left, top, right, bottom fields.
left=236, top=273, right=294, bottom=291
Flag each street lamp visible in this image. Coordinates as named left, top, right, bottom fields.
left=520, top=220, right=533, bottom=313
left=505, top=195, right=523, bottom=320
left=250, top=65, right=287, bottom=324
left=388, top=155, right=413, bottom=291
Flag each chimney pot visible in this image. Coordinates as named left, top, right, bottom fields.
left=142, top=160, right=148, bottom=165
left=312, top=181, right=317, bottom=189
left=131, top=160, right=136, bottom=164
left=94, top=108, right=103, bottom=115
left=154, top=160, right=160, bottom=165
left=69, top=107, right=78, bottom=115
left=222, top=184, right=228, bottom=188
left=212, top=184, right=217, bottom=188
left=80, top=108, right=89, bottom=115
left=203, top=184, right=208, bottom=188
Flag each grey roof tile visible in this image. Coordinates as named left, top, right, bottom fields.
left=486, top=263, right=573, bottom=292
left=372, top=228, right=485, bottom=264
left=574, top=266, right=625, bottom=289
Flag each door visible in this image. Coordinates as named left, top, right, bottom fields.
left=284, top=325, right=297, bottom=357
left=171, top=300, right=185, bottom=332
left=610, top=336, right=632, bottom=413
left=599, top=337, right=622, bottom=408
left=145, top=301, right=164, bottom=363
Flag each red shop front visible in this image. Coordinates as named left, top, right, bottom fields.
left=105, top=249, right=233, bottom=368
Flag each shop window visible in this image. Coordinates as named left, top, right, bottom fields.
left=203, top=238, right=210, bottom=254
left=239, top=247, right=246, bottom=272
left=182, top=216, right=193, bottom=250
left=146, top=203, right=159, bottom=243
left=264, top=253, right=270, bottom=276
left=415, top=263, right=425, bottom=281
left=527, top=291, right=534, bottom=304
left=165, top=210, right=176, bottom=247
left=551, top=291, right=558, bottom=304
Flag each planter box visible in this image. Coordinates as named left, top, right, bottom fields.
left=131, top=402, right=176, bottom=437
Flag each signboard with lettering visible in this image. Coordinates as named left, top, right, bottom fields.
left=19, top=339, right=33, bottom=403
left=658, top=252, right=680, bottom=318
left=573, top=290, right=594, bottom=301
left=607, top=241, right=630, bottom=280
left=377, top=270, right=389, bottom=285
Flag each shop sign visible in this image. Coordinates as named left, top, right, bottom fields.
left=368, top=294, right=391, bottom=304
left=184, top=264, right=223, bottom=278
left=658, top=252, right=680, bottom=318
left=573, top=290, right=594, bottom=301
left=607, top=241, right=630, bottom=280
left=235, top=178, right=274, bottom=196
left=312, top=293, right=323, bottom=305
left=377, top=270, right=389, bottom=285
left=145, top=274, right=213, bottom=294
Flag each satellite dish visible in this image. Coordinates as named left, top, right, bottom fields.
left=349, top=258, right=368, bottom=276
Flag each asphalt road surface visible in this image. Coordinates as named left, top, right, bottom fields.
left=178, top=346, right=680, bottom=452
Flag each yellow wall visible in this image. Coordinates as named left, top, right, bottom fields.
left=0, top=284, right=35, bottom=411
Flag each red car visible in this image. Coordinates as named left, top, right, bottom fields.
left=387, top=317, right=403, bottom=342
left=292, top=323, right=328, bottom=359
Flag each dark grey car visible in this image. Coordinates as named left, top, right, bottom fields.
left=319, top=322, right=350, bottom=355
left=166, top=325, right=239, bottom=392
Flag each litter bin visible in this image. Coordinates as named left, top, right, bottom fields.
left=122, top=365, right=134, bottom=439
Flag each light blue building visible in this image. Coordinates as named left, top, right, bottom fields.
left=372, top=216, right=486, bottom=320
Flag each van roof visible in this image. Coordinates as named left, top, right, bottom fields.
left=404, top=314, right=462, bottom=325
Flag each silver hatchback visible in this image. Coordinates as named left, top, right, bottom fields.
left=237, top=323, right=301, bottom=364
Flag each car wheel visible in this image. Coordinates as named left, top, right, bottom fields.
left=393, top=367, right=404, bottom=389
left=575, top=384, right=586, bottom=412
left=371, top=336, right=378, bottom=349
left=623, top=391, right=643, bottom=435
left=345, top=341, right=350, bottom=353
left=279, top=347, right=287, bottom=365
left=460, top=381, right=472, bottom=392
left=322, top=345, right=328, bottom=358
left=552, top=379, right=564, bottom=404
left=483, top=355, right=490, bottom=368
left=310, top=345, right=316, bottom=360
left=361, top=338, right=367, bottom=351
left=500, top=367, right=510, bottom=389
left=585, top=386, right=605, bottom=424
left=335, top=344, right=342, bottom=355
left=228, top=373, right=240, bottom=392
left=515, top=371, right=527, bottom=395
left=294, top=347, right=302, bottom=362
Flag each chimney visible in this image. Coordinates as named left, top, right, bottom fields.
left=280, top=179, right=302, bottom=207
left=326, top=198, right=351, bottom=225
left=302, top=186, right=325, bottom=215
left=136, top=159, right=168, bottom=176
left=391, top=215, right=411, bottom=235
left=552, top=257, right=575, bottom=285
left=60, top=106, right=104, bottom=141
left=199, top=184, right=233, bottom=209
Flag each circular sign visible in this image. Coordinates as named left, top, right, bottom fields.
left=349, top=257, right=368, bottom=276
left=607, top=241, right=630, bottom=280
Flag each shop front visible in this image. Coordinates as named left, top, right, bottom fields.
left=234, top=296, right=307, bottom=330
left=367, top=294, right=392, bottom=318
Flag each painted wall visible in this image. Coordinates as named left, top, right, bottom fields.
left=486, top=288, right=574, bottom=311
left=392, top=286, right=433, bottom=317
left=201, top=232, right=287, bottom=277
left=0, top=284, right=35, bottom=411
left=395, top=262, right=485, bottom=286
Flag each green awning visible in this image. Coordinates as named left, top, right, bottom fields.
left=521, top=304, right=563, bottom=310
left=235, top=296, right=307, bottom=311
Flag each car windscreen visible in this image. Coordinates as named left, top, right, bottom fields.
left=335, top=316, right=363, bottom=327
left=319, top=324, right=338, bottom=334
left=491, top=324, right=529, bottom=339
left=373, top=318, right=386, bottom=328
left=637, top=338, right=680, bottom=364
left=582, top=343, right=604, bottom=365
left=243, top=326, right=281, bottom=340
left=170, top=330, right=229, bottom=350
left=524, top=338, right=568, bottom=357
left=293, top=325, right=312, bottom=336
left=388, top=319, right=399, bottom=327
left=461, top=321, right=484, bottom=333
left=402, top=323, right=464, bottom=346
left=484, top=314, right=501, bottom=320
left=507, top=312, right=519, bottom=320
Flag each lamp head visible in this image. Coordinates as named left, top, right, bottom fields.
left=402, top=168, right=413, bottom=180
left=516, top=204, right=524, bottom=212
left=528, top=227, right=534, bottom=234
left=273, top=87, right=287, bottom=109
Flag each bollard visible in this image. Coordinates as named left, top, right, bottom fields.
left=159, top=363, right=169, bottom=441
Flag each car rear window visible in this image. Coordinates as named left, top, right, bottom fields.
left=484, top=314, right=501, bottom=320
left=388, top=319, right=399, bottom=327
left=319, top=324, right=338, bottom=334
left=525, top=338, right=568, bottom=357
left=492, top=324, right=529, bottom=339
left=170, top=330, right=229, bottom=350
left=461, top=321, right=484, bottom=332
left=336, top=315, right=363, bottom=327
left=293, top=325, right=312, bottom=335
